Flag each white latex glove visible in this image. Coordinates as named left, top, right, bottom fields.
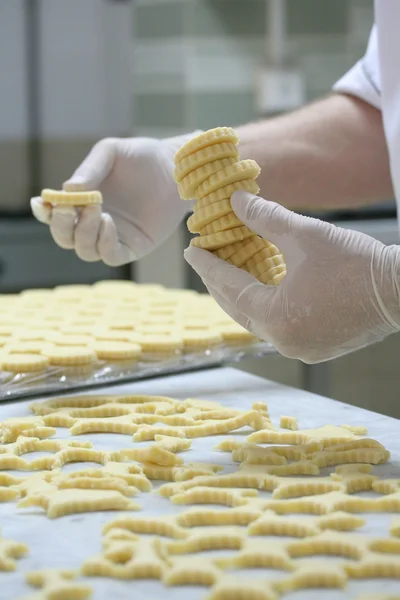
left=31, top=132, right=200, bottom=265
left=185, top=191, right=400, bottom=364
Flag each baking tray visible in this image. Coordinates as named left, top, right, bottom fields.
left=0, top=340, right=276, bottom=402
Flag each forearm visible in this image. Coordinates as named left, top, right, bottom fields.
left=237, top=93, right=393, bottom=210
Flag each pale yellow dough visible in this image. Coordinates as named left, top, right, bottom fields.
left=18, top=488, right=139, bottom=518
left=0, top=527, right=28, bottom=571
left=82, top=538, right=165, bottom=580
left=18, top=569, right=92, bottom=600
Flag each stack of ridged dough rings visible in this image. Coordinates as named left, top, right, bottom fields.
left=173, top=127, right=286, bottom=285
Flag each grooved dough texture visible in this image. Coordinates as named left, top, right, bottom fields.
left=18, top=569, right=92, bottom=600
left=174, top=127, right=286, bottom=285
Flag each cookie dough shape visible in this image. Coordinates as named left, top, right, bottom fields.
left=163, top=555, right=221, bottom=587
left=275, top=559, right=348, bottom=593
left=0, top=436, right=94, bottom=470
left=60, top=463, right=152, bottom=492
left=1, top=353, right=49, bottom=373
left=82, top=537, right=165, bottom=580
left=154, top=434, right=192, bottom=453
left=280, top=415, right=298, bottom=430
left=207, top=575, right=278, bottom=600
left=391, top=518, right=400, bottom=537
left=103, top=515, right=188, bottom=540
left=0, top=528, right=28, bottom=571
left=0, top=416, right=56, bottom=443
left=216, top=537, right=293, bottom=571
left=171, top=486, right=259, bottom=507
left=19, top=569, right=92, bottom=600
left=166, top=525, right=247, bottom=554
left=112, top=445, right=184, bottom=467
left=177, top=501, right=264, bottom=528
left=41, top=188, right=102, bottom=206
left=18, top=488, right=139, bottom=518
left=247, top=424, right=361, bottom=446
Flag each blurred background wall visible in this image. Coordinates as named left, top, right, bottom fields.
left=0, top=0, right=399, bottom=418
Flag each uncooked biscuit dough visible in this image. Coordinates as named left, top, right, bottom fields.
left=17, top=569, right=92, bottom=600
left=82, top=537, right=165, bottom=580
left=18, top=488, right=140, bottom=518
left=275, top=559, right=348, bottom=592
left=0, top=436, right=95, bottom=470
left=0, top=528, right=28, bottom=571
left=280, top=415, right=298, bottom=430
left=0, top=417, right=56, bottom=443
left=207, top=575, right=278, bottom=600
left=215, top=536, right=293, bottom=570
left=162, top=554, right=221, bottom=587
left=103, top=515, right=188, bottom=540
left=247, top=424, right=362, bottom=446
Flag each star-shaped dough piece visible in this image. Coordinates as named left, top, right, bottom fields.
left=0, top=528, right=28, bottom=571
left=16, top=569, right=92, bottom=600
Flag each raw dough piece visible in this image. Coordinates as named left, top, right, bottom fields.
left=271, top=476, right=343, bottom=499
left=19, top=569, right=92, bottom=600
left=310, top=447, right=389, bottom=468
left=163, top=555, right=221, bottom=586
left=29, top=395, right=119, bottom=415
left=154, top=434, right=192, bottom=452
left=171, top=486, right=258, bottom=507
left=214, top=438, right=243, bottom=452
left=16, top=472, right=57, bottom=497
left=275, top=559, right=348, bottom=592
left=280, top=415, right=298, bottom=430
left=143, top=461, right=222, bottom=484
left=342, top=424, right=368, bottom=435
left=1, top=353, right=49, bottom=373
left=111, top=445, right=184, bottom=467
left=232, top=441, right=321, bottom=463
left=0, top=417, right=56, bottom=443
left=287, top=530, right=366, bottom=560
left=345, top=551, right=400, bottom=578
left=54, top=463, right=152, bottom=492
left=249, top=512, right=320, bottom=538
left=18, top=488, right=139, bottom=518
left=133, top=426, right=187, bottom=441
left=102, top=528, right=139, bottom=548
left=177, top=501, right=264, bottom=527
left=262, top=491, right=352, bottom=515
left=0, top=436, right=93, bottom=470
left=372, top=479, right=400, bottom=494
left=207, top=575, right=278, bottom=600
left=0, top=528, right=28, bottom=570
left=390, top=518, right=400, bottom=537
left=331, top=466, right=378, bottom=493
left=161, top=466, right=279, bottom=494
left=82, top=537, right=165, bottom=579
left=247, top=424, right=360, bottom=446
left=249, top=511, right=365, bottom=537
left=56, top=474, right=138, bottom=497
left=216, top=537, right=293, bottom=570
left=0, top=486, right=20, bottom=502
left=166, top=525, right=247, bottom=554
left=103, top=515, right=188, bottom=539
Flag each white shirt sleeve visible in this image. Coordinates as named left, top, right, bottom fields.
left=333, top=25, right=381, bottom=110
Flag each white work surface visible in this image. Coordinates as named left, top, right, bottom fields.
left=1, top=367, right=399, bottom=600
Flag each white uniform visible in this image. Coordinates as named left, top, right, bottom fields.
left=333, top=0, right=400, bottom=214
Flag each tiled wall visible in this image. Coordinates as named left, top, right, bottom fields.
left=132, top=0, right=374, bottom=137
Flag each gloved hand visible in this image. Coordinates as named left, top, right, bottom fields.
left=31, top=132, right=201, bottom=265
left=185, top=191, right=400, bottom=363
